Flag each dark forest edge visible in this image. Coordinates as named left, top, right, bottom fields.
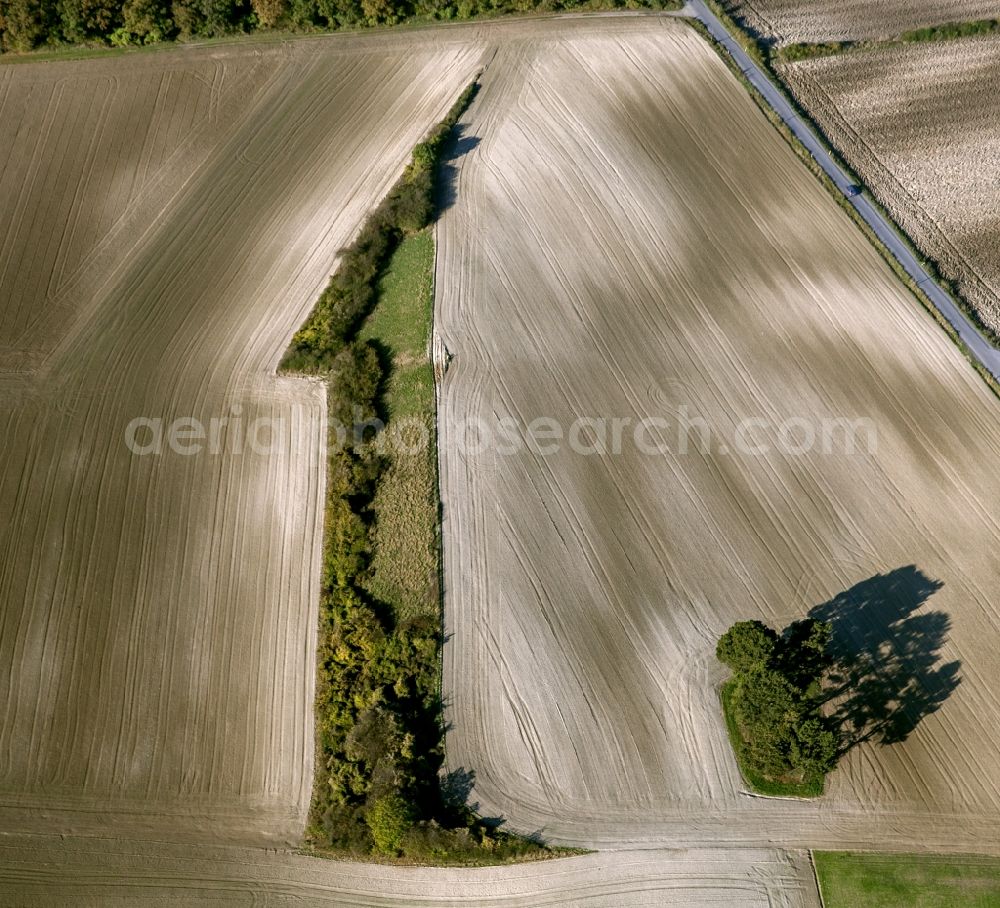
left=280, top=81, right=569, bottom=864
left=0, top=0, right=679, bottom=54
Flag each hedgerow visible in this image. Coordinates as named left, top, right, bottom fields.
left=282, top=81, right=558, bottom=863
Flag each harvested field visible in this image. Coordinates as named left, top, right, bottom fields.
left=779, top=35, right=1000, bottom=338
left=0, top=34, right=484, bottom=844
left=720, top=0, right=1000, bottom=44
left=437, top=19, right=1000, bottom=849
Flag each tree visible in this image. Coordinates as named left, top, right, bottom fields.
left=283, top=0, right=315, bottom=27
left=314, top=0, right=360, bottom=28
left=170, top=0, right=203, bottom=35
left=716, top=619, right=778, bottom=674
left=55, top=0, right=87, bottom=42
left=121, top=0, right=172, bottom=41
left=81, top=0, right=121, bottom=33
left=324, top=496, right=370, bottom=590
left=360, top=0, right=397, bottom=24
left=718, top=616, right=840, bottom=787
left=1, top=0, right=56, bottom=51
left=777, top=618, right=833, bottom=690
left=195, top=0, right=239, bottom=36
left=732, top=665, right=801, bottom=777
left=790, top=716, right=838, bottom=776
left=346, top=706, right=406, bottom=771
left=329, top=340, right=382, bottom=429
left=250, top=0, right=284, bottom=25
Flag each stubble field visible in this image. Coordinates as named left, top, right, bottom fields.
left=436, top=19, right=1000, bottom=849
left=720, top=0, right=1000, bottom=44
left=778, top=34, right=1000, bottom=338
left=0, top=34, right=484, bottom=844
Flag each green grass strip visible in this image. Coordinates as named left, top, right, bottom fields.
left=814, top=851, right=1000, bottom=907
left=360, top=231, right=441, bottom=624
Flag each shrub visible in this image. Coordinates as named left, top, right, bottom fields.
left=901, top=19, right=999, bottom=43
left=777, top=41, right=852, bottom=62
left=329, top=340, right=383, bottom=428
left=367, top=793, right=414, bottom=854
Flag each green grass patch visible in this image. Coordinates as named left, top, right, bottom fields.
left=359, top=230, right=435, bottom=419
left=720, top=680, right=824, bottom=798
left=360, top=231, right=440, bottom=623
left=814, top=851, right=1000, bottom=907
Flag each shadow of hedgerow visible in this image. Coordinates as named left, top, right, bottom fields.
left=808, top=565, right=961, bottom=754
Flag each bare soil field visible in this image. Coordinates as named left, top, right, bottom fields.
left=437, top=19, right=1000, bottom=849
left=0, top=834, right=821, bottom=907
left=720, top=0, right=1000, bottom=44
left=0, top=34, right=484, bottom=844
left=778, top=35, right=1000, bottom=339
left=4, top=9, right=1000, bottom=903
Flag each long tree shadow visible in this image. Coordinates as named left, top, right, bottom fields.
left=434, top=124, right=481, bottom=217
left=440, top=766, right=548, bottom=844
left=809, top=566, right=961, bottom=754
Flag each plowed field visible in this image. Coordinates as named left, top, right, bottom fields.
left=0, top=34, right=484, bottom=845
left=436, top=19, right=1000, bottom=849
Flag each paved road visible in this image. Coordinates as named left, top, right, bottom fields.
left=680, top=0, right=1000, bottom=384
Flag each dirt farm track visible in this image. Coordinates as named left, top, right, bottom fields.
left=2, top=12, right=1000, bottom=905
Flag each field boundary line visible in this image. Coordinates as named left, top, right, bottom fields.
left=809, top=850, right=827, bottom=908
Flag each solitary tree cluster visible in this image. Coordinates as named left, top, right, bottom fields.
left=717, top=618, right=839, bottom=789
